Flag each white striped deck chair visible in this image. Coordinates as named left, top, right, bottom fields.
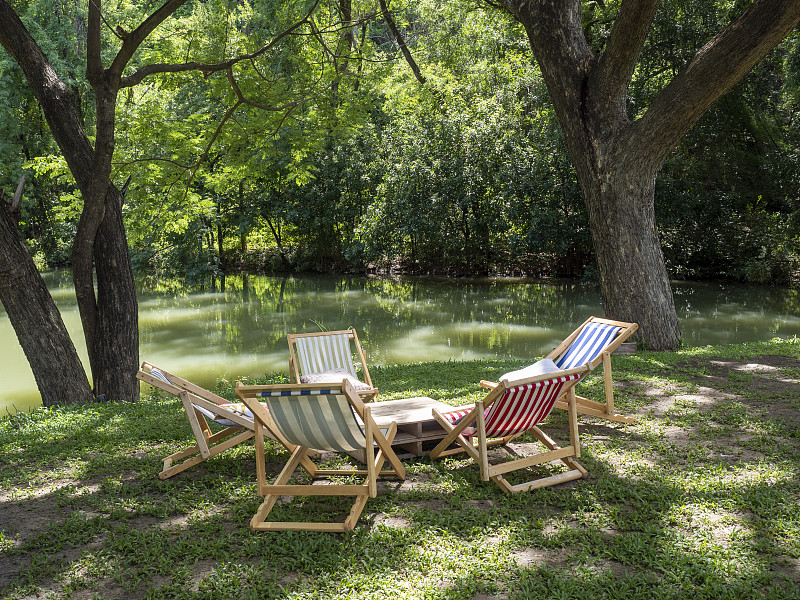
left=430, top=364, right=590, bottom=494
left=137, top=362, right=282, bottom=479
left=288, top=329, right=377, bottom=401
left=236, top=380, right=406, bottom=533
left=546, top=317, right=638, bottom=423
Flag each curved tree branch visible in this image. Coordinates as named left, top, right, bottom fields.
left=591, top=0, right=660, bottom=109
left=627, top=0, right=800, bottom=166
left=119, top=0, right=321, bottom=88
left=379, top=0, right=426, bottom=84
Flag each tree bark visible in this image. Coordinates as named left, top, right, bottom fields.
left=92, top=187, right=140, bottom=401
left=502, top=0, right=800, bottom=349
left=1, top=0, right=313, bottom=399
left=0, top=201, right=92, bottom=406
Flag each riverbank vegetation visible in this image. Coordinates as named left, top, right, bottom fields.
left=1, top=339, right=799, bottom=599
left=2, top=0, right=799, bottom=284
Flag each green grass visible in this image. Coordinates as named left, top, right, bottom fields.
left=1, top=338, right=799, bottom=599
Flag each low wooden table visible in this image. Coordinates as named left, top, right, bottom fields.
left=367, top=396, right=458, bottom=458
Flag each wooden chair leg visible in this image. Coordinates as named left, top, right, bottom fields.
left=430, top=407, right=479, bottom=458
left=602, top=352, right=615, bottom=417
left=159, top=428, right=254, bottom=480
left=251, top=445, right=309, bottom=529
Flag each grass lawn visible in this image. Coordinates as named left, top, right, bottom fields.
left=1, top=339, right=799, bottom=599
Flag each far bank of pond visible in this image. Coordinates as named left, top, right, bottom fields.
left=2, top=271, right=799, bottom=413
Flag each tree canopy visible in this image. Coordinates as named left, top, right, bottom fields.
left=1, top=0, right=800, bottom=376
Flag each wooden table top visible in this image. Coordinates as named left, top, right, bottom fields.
left=367, top=396, right=456, bottom=426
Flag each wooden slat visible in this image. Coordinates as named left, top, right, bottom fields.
left=486, top=445, right=576, bottom=478
left=504, top=468, right=585, bottom=493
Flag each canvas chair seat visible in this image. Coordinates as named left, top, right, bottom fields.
left=298, top=368, right=373, bottom=391
left=147, top=367, right=255, bottom=428
left=288, top=329, right=378, bottom=400
left=547, top=317, right=638, bottom=423
left=192, top=402, right=253, bottom=428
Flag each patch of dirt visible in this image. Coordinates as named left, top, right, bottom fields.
left=72, top=578, right=135, bottom=600
left=187, top=559, right=218, bottom=592
left=772, top=556, right=800, bottom=583
left=466, top=499, right=495, bottom=510
left=0, top=495, right=66, bottom=541
left=625, top=356, right=800, bottom=427
left=369, top=513, right=413, bottom=529
left=0, top=555, right=29, bottom=591
left=683, top=356, right=800, bottom=412
left=512, top=547, right=571, bottom=569
left=407, top=499, right=448, bottom=512
left=587, top=558, right=640, bottom=578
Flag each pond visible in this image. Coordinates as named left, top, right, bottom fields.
left=2, top=271, right=800, bottom=414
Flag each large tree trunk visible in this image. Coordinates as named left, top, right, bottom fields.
left=504, top=0, right=800, bottom=350
left=0, top=201, right=93, bottom=406
left=92, top=187, right=140, bottom=401
left=580, top=164, right=680, bottom=349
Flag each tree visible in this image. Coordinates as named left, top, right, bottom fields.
left=0, top=0, right=326, bottom=402
left=495, top=0, right=800, bottom=349
left=0, top=178, right=92, bottom=406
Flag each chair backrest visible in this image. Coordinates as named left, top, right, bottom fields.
left=138, top=362, right=250, bottom=428
left=483, top=372, right=582, bottom=438
left=553, top=320, right=623, bottom=370
left=293, top=332, right=359, bottom=379
left=254, top=387, right=366, bottom=452
left=148, top=367, right=173, bottom=387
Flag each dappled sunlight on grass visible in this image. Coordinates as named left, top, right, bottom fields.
left=1, top=340, right=800, bottom=598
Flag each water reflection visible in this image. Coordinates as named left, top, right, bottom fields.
left=2, top=273, right=799, bottom=413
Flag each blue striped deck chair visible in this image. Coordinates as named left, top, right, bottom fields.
left=236, top=380, right=406, bottom=533
left=430, top=364, right=591, bottom=493
left=288, top=329, right=378, bottom=401
left=478, top=317, right=637, bottom=424
left=545, top=317, right=638, bottom=423
left=137, top=362, right=283, bottom=479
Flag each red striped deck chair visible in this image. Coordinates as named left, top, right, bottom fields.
left=236, top=380, right=406, bottom=533
left=429, top=364, right=590, bottom=494
left=288, top=329, right=378, bottom=401
left=546, top=317, right=638, bottom=423
left=137, top=362, right=284, bottom=479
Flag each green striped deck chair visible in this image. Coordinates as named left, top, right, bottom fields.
left=137, top=362, right=284, bottom=479
left=236, top=380, right=406, bottom=533
left=288, top=329, right=378, bottom=401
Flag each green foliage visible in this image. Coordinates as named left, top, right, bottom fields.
left=636, top=7, right=800, bottom=283
left=2, top=0, right=799, bottom=282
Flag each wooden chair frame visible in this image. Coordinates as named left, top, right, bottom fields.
left=137, top=362, right=285, bottom=479
left=429, top=365, right=590, bottom=494
left=236, top=380, right=406, bottom=533
left=287, top=329, right=378, bottom=401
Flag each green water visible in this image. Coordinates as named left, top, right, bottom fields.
left=2, top=272, right=799, bottom=414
